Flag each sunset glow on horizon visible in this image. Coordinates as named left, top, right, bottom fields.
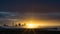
left=13, top=18, right=60, bottom=29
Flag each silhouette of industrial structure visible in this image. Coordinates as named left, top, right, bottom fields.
left=14, top=23, right=26, bottom=27
left=3, top=24, right=8, bottom=26
left=3, top=22, right=26, bottom=27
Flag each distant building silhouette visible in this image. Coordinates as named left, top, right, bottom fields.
left=22, top=23, right=26, bottom=26
left=18, top=23, right=21, bottom=26
left=14, top=23, right=26, bottom=27
left=15, top=24, right=17, bottom=27
left=3, top=24, right=8, bottom=26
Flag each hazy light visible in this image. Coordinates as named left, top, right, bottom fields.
left=26, top=24, right=34, bottom=28
left=22, top=20, right=40, bottom=29
left=14, top=18, right=60, bottom=29
left=25, top=23, right=39, bottom=29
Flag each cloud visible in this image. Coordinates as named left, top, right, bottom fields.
left=0, top=11, right=25, bottom=26
left=0, top=12, right=60, bottom=26
left=0, top=12, right=16, bottom=18
left=24, top=13, right=60, bottom=19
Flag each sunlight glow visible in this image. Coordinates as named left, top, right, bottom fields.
left=15, top=18, right=60, bottom=29
left=27, top=24, right=34, bottom=28
left=26, top=24, right=36, bottom=28
left=25, top=23, right=39, bottom=29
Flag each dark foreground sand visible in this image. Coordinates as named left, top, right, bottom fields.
left=0, top=28, right=60, bottom=34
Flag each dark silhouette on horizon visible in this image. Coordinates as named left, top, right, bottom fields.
left=3, top=24, right=8, bottom=26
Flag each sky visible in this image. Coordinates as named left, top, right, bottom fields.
left=0, top=0, right=60, bottom=13
left=0, top=0, right=60, bottom=26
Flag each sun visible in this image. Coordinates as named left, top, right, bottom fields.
left=24, top=23, right=39, bottom=29
left=28, top=24, right=34, bottom=27
left=26, top=24, right=35, bottom=28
